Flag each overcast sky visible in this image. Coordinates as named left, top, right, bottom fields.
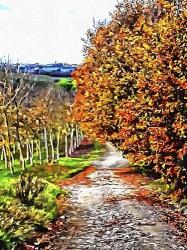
left=0, top=0, right=117, bottom=64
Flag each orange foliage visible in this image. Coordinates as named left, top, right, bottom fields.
left=73, top=0, right=187, bottom=197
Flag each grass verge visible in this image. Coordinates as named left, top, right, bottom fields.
left=0, top=142, right=105, bottom=249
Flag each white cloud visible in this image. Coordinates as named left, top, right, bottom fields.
left=0, top=0, right=117, bottom=64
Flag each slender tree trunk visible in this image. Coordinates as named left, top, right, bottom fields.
left=35, top=140, right=39, bottom=158
left=65, top=133, right=68, bottom=157
left=28, top=142, right=33, bottom=166
left=2, top=145, right=8, bottom=169
left=13, top=144, right=16, bottom=154
left=4, top=144, right=14, bottom=174
left=15, top=105, right=25, bottom=170
left=10, top=151, right=14, bottom=167
left=31, top=140, right=34, bottom=157
left=18, top=142, right=25, bottom=170
left=8, top=159, right=14, bottom=174
left=1, top=147, right=4, bottom=161
left=75, top=124, right=80, bottom=148
left=26, top=143, right=29, bottom=161
left=36, top=140, right=42, bottom=165
left=49, top=131, right=55, bottom=160
left=44, top=128, right=49, bottom=162
left=69, top=125, right=75, bottom=156
left=74, top=136, right=77, bottom=150
left=56, top=129, right=60, bottom=160
left=3, top=111, right=14, bottom=173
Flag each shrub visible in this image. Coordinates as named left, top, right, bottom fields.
left=0, top=199, right=49, bottom=249
left=16, top=173, right=46, bottom=206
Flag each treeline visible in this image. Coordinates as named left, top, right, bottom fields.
left=0, top=69, right=83, bottom=174
left=73, top=0, right=187, bottom=198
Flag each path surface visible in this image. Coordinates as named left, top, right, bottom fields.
left=50, top=145, right=187, bottom=250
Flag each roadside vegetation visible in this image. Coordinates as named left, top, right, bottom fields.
left=0, top=65, right=104, bottom=249
left=0, top=140, right=104, bottom=249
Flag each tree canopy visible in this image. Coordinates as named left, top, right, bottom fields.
left=73, top=0, right=187, bottom=198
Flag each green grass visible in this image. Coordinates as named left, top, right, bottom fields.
left=57, top=77, right=77, bottom=91
left=0, top=142, right=105, bottom=249
left=22, top=142, right=105, bottom=183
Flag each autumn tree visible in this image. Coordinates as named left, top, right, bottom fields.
left=0, top=67, right=83, bottom=173
left=73, top=0, right=187, bottom=197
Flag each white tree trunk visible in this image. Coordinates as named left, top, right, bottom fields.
left=49, top=132, right=55, bottom=160
left=8, top=161, right=14, bottom=174
left=69, top=126, right=75, bottom=156
left=28, top=142, right=33, bottom=166
left=2, top=146, right=8, bottom=169
left=56, top=129, right=60, bottom=160
left=65, top=133, right=68, bottom=157
left=44, top=128, right=49, bottom=162
left=13, top=144, right=16, bottom=154
left=1, top=147, right=4, bottom=161
left=75, top=124, right=80, bottom=147
left=19, top=143, right=25, bottom=170
left=26, top=143, right=29, bottom=161
left=10, top=151, right=14, bottom=167
left=36, top=140, right=42, bottom=165
left=31, top=140, right=34, bottom=157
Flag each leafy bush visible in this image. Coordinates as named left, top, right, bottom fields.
left=34, top=182, right=62, bottom=219
left=16, top=173, right=46, bottom=206
left=0, top=180, right=62, bottom=249
left=0, top=198, right=50, bottom=249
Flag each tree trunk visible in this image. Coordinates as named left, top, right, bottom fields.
left=69, top=125, right=75, bottom=156
left=31, top=140, right=34, bottom=157
left=3, top=111, right=14, bottom=173
left=65, top=133, right=68, bottom=157
left=1, top=147, right=4, bottom=161
left=75, top=124, right=80, bottom=148
left=74, top=136, right=77, bottom=150
left=13, top=144, right=16, bottom=154
left=36, top=140, right=42, bottom=165
left=10, top=151, right=15, bottom=167
left=50, top=131, right=55, bottom=160
left=56, top=129, right=60, bottom=160
left=44, top=128, right=49, bottom=162
left=2, top=145, right=8, bottom=169
left=18, top=142, right=26, bottom=170
left=15, top=105, right=25, bottom=170
left=28, top=142, right=33, bottom=166
left=26, top=143, right=29, bottom=161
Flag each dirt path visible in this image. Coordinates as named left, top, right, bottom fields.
left=49, top=145, right=187, bottom=250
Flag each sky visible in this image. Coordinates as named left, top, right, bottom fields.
left=0, top=0, right=117, bottom=64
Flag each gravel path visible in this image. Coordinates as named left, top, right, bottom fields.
left=50, top=145, right=187, bottom=250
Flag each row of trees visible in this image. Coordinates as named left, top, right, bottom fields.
left=0, top=70, right=83, bottom=174
left=73, top=0, right=187, bottom=198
